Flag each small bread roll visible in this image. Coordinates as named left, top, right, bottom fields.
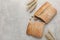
left=26, top=21, right=45, bottom=38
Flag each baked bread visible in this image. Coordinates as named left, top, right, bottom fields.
left=34, top=2, right=51, bottom=17
left=38, top=6, right=57, bottom=23
left=34, top=2, right=57, bottom=23
left=26, top=21, right=45, bottom=38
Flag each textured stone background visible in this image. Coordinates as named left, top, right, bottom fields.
left=0, top=0, right=60, bottom=40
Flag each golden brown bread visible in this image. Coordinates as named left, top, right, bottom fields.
left=34, top=2, right=57, bottom=23
left=38, top=6, right=57, bottom=23
left=26, top=21, right=45, bottom=38
left=34, top=2, right=51, bottom=17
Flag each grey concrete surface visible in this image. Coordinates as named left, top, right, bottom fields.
left=0, top=0, right=60, bottom=40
